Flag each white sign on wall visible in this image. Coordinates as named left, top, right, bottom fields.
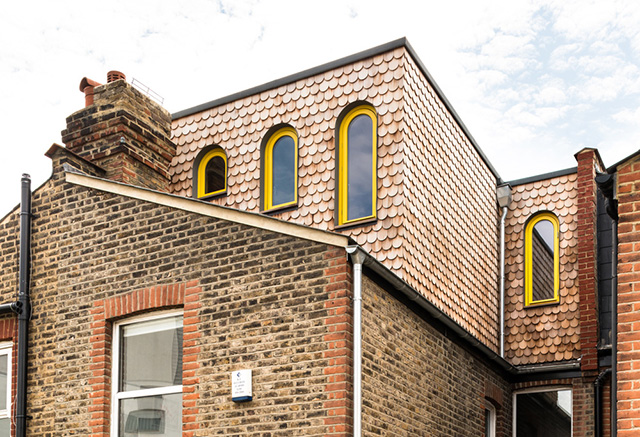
left=231, top=369, right=252, bottom=402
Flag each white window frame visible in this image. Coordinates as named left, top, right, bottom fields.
left=0, top=343, right=11, bottom=425
left=110, top=310, right=183, bottom=437
left=485, top=402, right=496, bottom=437
left=513, top=386, right=573, bottom=437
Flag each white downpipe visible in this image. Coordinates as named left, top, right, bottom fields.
left=500, top=206, right=508, bottom=358
left=346, top=246, right=365, bottom=437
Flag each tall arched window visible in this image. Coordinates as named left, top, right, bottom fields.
left=337, top=105, right=377, bottom=226
left=193, top=146, right=227, bottom=199
left=262, top=126, right=298, bottom=211
left=525, top=212, right=560, bottom=306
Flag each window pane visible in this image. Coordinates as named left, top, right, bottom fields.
left=121, top=317, right=183, bottom=391
left=271, top=135, right=295, bottom=206
left=205, top=156, right=225, bottom=194
left=0, top=355, right=6, bottom=411
left=120, top=393, right=182, bottom=437
left=531, top=219, right=555, bottom=301
left=485, top=408, right=492, bottom=437
left=347, top=114, right=373, bottom=221
left=0, top=418, right=8, bottom=437
left=516, top=390, right=572, bottom=437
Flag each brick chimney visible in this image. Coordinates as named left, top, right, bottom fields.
left=61, top=71, right=176, bottom=192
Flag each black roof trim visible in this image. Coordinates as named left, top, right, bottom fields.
left=507, top=167, right=577, bottom=186
left=172, top=38, right=408, bottom=119
left=172, top=37, right=502, bottom=182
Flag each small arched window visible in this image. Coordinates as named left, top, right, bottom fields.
left=193, top=146, right=227, bottom=199
left=525, top=212, right=560, bottom=306
left=263, top=126, right=298, bottom=211
left=337, top=105, right=377, bottom=226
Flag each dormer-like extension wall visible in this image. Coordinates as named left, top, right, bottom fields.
left=61, top=72, right=176, bottom=191
left=170, top=39, right=502, bottom=350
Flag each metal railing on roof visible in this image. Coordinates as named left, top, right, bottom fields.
left=131, top=78, right=164, bottom=105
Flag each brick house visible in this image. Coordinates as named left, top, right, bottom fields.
left=0, top=38, right=625, bottom=435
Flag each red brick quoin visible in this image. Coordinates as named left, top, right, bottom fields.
left=88, top=281, right=201, bottom=437
left=322, top=248, right=353, bottom=437
left=575, top=148, right=602, bottom=373
left=0, top=319, right=17, bottom=437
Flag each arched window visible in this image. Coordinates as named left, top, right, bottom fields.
left=337, top=105, right=377, bottom=226
left=262, top=126, right=298, bottom=211
left=525, top=212, right=560, bottom=306
left=193, top=146, right=227, bottom=199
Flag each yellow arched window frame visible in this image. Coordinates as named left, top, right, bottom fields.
left=524, top=212, right=560, bottom=306
left=196, top=147, right=227, bottom=198
left=264, top=127, right=298, bottom=211
left=338, top=105, right=377, bottom=226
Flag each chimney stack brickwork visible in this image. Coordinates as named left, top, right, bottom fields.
left=61, top=77, right=176, bottom=192
left=575, top=148, right=603, bottom=373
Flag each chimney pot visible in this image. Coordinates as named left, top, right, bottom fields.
left=107, top=71, right=126, bottom=83
left=79, top=77, right=102, bottom=107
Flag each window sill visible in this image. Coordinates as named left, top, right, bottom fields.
left=524, top=299, right=560, bottom=309
left=261, top=202, right=299, bottom=215
left=334, top=216, right=377, bottom=231
left=195, top=190, right=227, bottom=201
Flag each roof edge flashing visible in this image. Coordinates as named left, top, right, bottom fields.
left=64, top=170, right=352, bottom=249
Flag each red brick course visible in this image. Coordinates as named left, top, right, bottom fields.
left=575, top=149, right=602, bottom=372
left=89, top=282, right=194, bottom=436
left=616, top=156, right=640, bottom=434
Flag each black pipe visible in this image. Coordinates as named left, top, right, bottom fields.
left=16, top=174, right=31, bottom=437
left=596, top=172, right=618, bottom=437
left=0, top=303, right=19, bottom=315
left=594, top=368, right=612, bottom=437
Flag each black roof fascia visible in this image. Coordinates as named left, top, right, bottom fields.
left=172, top=38, right=409, bottom=119
left=507, top=167, right=578, bottom=186
left=172, top=37, right=502, bottom=182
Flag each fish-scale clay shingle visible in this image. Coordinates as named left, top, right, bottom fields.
left=170, top=45, right=501, bottom=351
left=504, top=173, right=580, bottom=365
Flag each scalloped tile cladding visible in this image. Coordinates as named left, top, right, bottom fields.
left=504, top=173, right=580, bottom=365
left=170, top=46, right=501, bottom=350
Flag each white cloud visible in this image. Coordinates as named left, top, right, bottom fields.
left=613, top=106, right=640, bottom=124
left=1, top=0, right=640, bottom=212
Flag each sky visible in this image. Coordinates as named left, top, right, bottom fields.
left=1, top=0, right=639, bottom=214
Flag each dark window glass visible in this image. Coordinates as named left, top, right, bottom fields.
left=516, top=390, right=572, bottom=437
left=271, top=135, right=296, bottom=206
left=205, top=156, right=225, bottom=194
left=485, top=408, right=491, bottom=436
left=347, top=114, right=373, bottom=221
left=531, top=219, right=555, bottom=302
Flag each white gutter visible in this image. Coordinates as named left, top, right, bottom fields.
left=499, top=206, right=508, bottom=357
left=346, top=246, right=366, bottom=437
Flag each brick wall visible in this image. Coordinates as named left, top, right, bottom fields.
left=361, top=276, right=512, bottom=435
left=0, top=169, right=355, bottom=435
left=576, top=148, right=602, bottom=373
left=616, top=155, right=640, bottom=435
left=61, top=79, right=176, bottom=191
